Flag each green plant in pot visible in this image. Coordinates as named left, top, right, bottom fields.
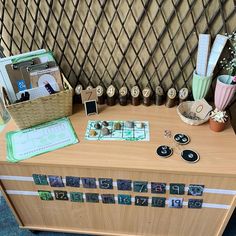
left=209, top=109, right=228, bottom=132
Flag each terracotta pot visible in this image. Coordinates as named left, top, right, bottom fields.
left=209, top=118, right=227, bottom=132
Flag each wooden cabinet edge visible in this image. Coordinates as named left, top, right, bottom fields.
left=0, top=180, right=23, bottom=226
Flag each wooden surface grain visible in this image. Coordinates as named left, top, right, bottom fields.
left=0, top=104, right=235, bottom=176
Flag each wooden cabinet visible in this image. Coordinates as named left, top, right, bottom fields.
left=0, top=105, right=236, bottom=236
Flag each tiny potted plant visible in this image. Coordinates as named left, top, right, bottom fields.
left=209, top=108, right=228, bottom=132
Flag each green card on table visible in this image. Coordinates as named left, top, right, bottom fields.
left=6, top=117, right=78, bottom=163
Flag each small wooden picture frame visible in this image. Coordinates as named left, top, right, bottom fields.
left=84, top=100, right=98, bottom=116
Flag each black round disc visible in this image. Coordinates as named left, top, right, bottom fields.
left=174, top=133, right=190, bottom=145
left=156, top=145, right=173, bottom=158
left=181, top=149, right=200, bottom=163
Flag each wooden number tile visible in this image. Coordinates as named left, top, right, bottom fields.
left=152, top=197, right=166, bottom=208
left=54, top=190, right=69, bottom=200
left=168, top=197, right=183, bottom=208
left=133, top=181, right=148, bottom=192
left=101, top=194, right=115, bottom=204
left=85, top=193, right=99, bottom=203
left=32, top=174, right=48, bottom=185
left=38, top=190, right=53, bottom=200
left=118, top=194, right=132, bottom=205
left=70, top=192, right=84, bottom=202
left=188, top=184, right=204, bottom=196
left=188, top=199, right=203, bottom=209
left=117, top=179, right=132, bottom=191
left=82, top=177, right=97, bottom=188
left=151, top=182, right=166, bottom=194
left=48, top=175, right=64, bottom=187
left=66, top=176, right=80, bottom=187
left=170, top=183, right=185, bottom=195
left=98, top=178, right=113, bottom=189
left=135, top=196, right=149, bottom=206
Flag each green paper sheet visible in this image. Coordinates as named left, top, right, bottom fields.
left=6, top=117, right=78, bottom=162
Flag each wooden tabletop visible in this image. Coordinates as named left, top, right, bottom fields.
left=0, top=104, right=235, bottom=177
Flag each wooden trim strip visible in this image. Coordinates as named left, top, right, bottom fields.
left=1, top=175, right=236, bottom=195
left=6, top=190, right=230, bottom=209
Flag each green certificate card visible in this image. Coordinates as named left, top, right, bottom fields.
left=6, top=117, right=78, bottom=162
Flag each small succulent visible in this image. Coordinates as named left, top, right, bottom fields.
left=210, top=108, right=228, bottom=123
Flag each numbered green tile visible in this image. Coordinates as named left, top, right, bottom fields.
left=101, top=194, right=115, bottom=204
left=54, top=190, right=69, bottom=200
left=70, top=192, right=84, bottom=202
left=98, top=178, right=113, bottom=189
left=135, top=196, right=149, bottom=206
left=133, top=181, right=148, bottom=192
left=152, top=197, right=166, bottom=208
left=38, top=190, right=53, bottom=200
left=85, top=193, right=99, bottom=203
left=118, top=194, right=132, bottom=205
left=169, top=183, right=185, bottom=195
left=188, top=199, right=203, bottom=209
left=168, top=197, right=183, bottom=208
left=32, top=174, right=48, bottom=185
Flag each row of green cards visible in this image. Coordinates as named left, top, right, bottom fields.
left=6, top=117, right=78, bottom=162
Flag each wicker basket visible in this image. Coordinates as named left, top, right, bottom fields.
left=177, top=101, right=211, bottom=126
left=2, top=75, right=73, bottom=129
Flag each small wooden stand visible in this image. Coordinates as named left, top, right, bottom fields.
left=131, top=86, right=140, bottom=106
left=179, top=87, right=189, bottom=103
left=96, top=85, right=105, bottom=105
left=155, top=86, right=165, bottom=105
left=81, top=88, right=98, bottom=115
left=142, top=87, right=152, bottom=106
left=106, top=85, right=116, bottom=106
left=119, top=86, right=128, bottom=106
left=166, top=88, right=177, bottom=108
left=74, top=84, right=83, bottom=103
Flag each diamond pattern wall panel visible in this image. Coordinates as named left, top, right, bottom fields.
left=0, top=0, right=235, bottom=94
